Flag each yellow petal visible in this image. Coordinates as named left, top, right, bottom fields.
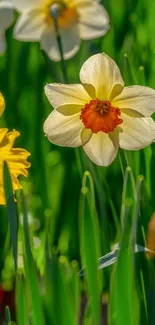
left=0, top=129, right=31, bottom=205
left=0, top=93, right=5, bottom=117
left=81, top=128, right=92, bottom=145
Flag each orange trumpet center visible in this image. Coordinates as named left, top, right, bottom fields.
left=80, top=99, right=123, bottom=134
left=58, top=8, right=78, bottom=28
left=45, top=1, right=78, bottom=28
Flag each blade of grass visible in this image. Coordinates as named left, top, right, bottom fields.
left=79, top=171, right=101, bottom=325
left=5, top=306, right=11, bottom=325
left=3, top=161, right=18, bottom=271
left=44, top=243, right=75, bottom=325
left=109, top=169, right=143, bottom=325
left=16, top=274, right=29, bottom=325
left=71, top=260, right=81, bottom=325
left=20, top=191, right=45, bottom=325
left=50, top=3, right=68, bottom=82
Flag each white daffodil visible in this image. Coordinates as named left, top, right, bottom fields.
left=43, top=53, right=155, bottom=166
left=12, top=0, right=110, bottom=61
left=0, top=0, right=14, bottom=54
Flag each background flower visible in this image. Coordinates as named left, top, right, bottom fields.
left=0, top=93, right=31, bottom=205
left=0, top=92, right=5, bottom=116
left=0, top=128, right=31, bottom=205
left=13, top=0, right=110, bottom=61
left=44, top=53, right=155, bottom=166
left=0, top=0, right=14, bottom=54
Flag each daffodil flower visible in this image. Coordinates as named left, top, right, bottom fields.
left=12, top=0, right=110, bottom=61
left=0, top=0, right=14, bottom=54
left=43, top=53, right=155, bottom=166
left=0, top=93, right=31, bottom=205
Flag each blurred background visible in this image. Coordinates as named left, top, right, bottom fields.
left=1, top=0, right=155, bottom=324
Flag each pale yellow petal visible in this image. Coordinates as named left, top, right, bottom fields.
left=43, top=109, right=83, bottom=147
left=0, top=1, right=14, bottom=29
left=119, top=114, right=155, bottom=150
left=83, top=131, right=119, bottom=166
left=112, top=86, right=155, bottom=117
left=80, top=53, right=124, bottom=101
left=57, top=104, right=83, bottom=116
left=56, top=85, right=95, bottom=115
left=83, top=84, right=96, bottom=99
left=14, top=9, right=45, bottom=41
left=45, top=83, right=91, bottom=109
left=41, top=24, right=80, bottom=61
left=78, top=3, right=110, bottom=40
left=81, top=128, right=92, bottom=145
left=67, top=0, right=100, bottom=7
left=12, top=0, right=44, bottom=12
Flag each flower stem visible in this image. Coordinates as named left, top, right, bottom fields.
left=52, top=12, right=68, bottom=83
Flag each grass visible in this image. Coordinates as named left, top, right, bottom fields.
left=1, top=0, right=155, bottom=324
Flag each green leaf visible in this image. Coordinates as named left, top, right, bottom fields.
left=3, top=161, right=18, bottom=270
left=109, top=169, right=144, bottom=325
left=5, top=306, right=11, bottom=325
left=20, top=191, right=45, bottom=325
left=16, top=275, right=29, bottom=325
left=79, top=171, right=101, bottom=325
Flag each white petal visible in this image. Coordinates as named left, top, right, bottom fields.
left=78, top=3, right=110, bottom=40
left=80, top=53, right=124, bottom=100
left=112, top=86, right=155, bottom=117
left=45, top=83, right=91, bottom=109
left=43, top=109, right=83, bottom=147
left=41, top=24, right=80, bottom=61
left=83, top=131, right=119, bottom=166
left=119, top=113, right=155, bottom=150
left=0, top=2, right=14, bottom=29
left=13, top=10, right=45, bottom=41
left=0, top=29, right=6, bottom=54
left=12, top=0, right=44, bottom=12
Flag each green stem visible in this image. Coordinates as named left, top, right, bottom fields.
left=52, top=16, right=68, bottom=83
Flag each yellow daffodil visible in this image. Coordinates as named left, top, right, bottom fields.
left=43, top=53, right=155, bottom=166
left=13, top=0, right=109, bottom=61
left=0, top=0, right=14, bottom=54
left=0, top=93, right=30, bottom=205
left=0, top=92, right=5, bottom=116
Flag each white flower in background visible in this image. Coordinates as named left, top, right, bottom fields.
left=12, top=0, right=110, bottom=61
left=43, top=53, right=155, bottom=166
left=0, top=0, right=14, bottom=54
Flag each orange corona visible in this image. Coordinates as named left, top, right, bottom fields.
left=58, top=8, right=78, bottom=28
left=80, top=99, right=123, bottom=134
left=45, top=2, right=78, bottom=28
